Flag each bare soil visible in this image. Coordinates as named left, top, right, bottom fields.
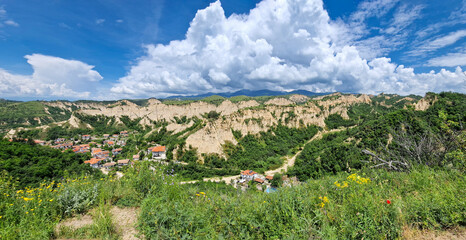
left=403, top=226, right=466, bottom=240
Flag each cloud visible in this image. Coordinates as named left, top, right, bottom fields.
left=96, top=19, right=105, bottom=25
left=0, top=54, right=102, bottom=99
left=116, top=19, right=124, bottom=23
left=4, top=20, right=18, bottom=27
left=408, top=30, right=466, bottom=56
left=110, top=0, right=465, bottom=98
left=426, top=51, right=466, bottom=67
left=383, top=4, right=423, bottom=35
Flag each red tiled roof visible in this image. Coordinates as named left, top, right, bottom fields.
left=254, top=178, right=264, bottom=183
left=241, top=170, right=257, bottom=176
left=113, top=148, right=123, bottom=152
left=92, top=148, right=102, bottom=153
left=152, top=146, right=166, bottom=152
left=84, top=158, right=104, bottom=165
left=118, top=159, right=130, bottom=164
left=265, top=175, right=274, bottom=180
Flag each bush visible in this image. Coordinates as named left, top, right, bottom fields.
left=57, top=183, right=98, bottom=216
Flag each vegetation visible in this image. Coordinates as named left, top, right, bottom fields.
left=0, top=100, right=71, bottom=133
left=289, top=92, right=465, bottom=181
left=0, top=92, right=464, bottom=239
left=0, top=139, right=100, bottom=187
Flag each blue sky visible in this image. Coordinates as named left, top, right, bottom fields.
left=0, top=0, right=465, bottom=100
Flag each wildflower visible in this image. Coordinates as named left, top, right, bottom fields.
left=318, top=196, right=329, bottom=208
left=0, top=216, right=2, bottom=219
left=200, top=192, right=205, bottom=195
left=49, top=199, right=53, bottom=202
left=386, top=200, right=391, bottom=204
left=26, top=212, right=29, bottom=214
left=196, top=194, right=200, bottom=197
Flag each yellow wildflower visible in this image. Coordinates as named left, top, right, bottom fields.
left=200, top=192, right=205, bottom=195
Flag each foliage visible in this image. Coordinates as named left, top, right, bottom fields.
left=0, top=139, right=101, bottom=187
left=325, top=113, right=356, bottom=129
left=0, top=101, right=71, bottom=132
left=271, top=173, right=283, bottom=188
left=138, top=167, right=465, bottom=239
left=57, top=182, right=98, bottom=216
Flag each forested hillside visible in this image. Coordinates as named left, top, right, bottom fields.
left=0, top=139, right=100, bottom=187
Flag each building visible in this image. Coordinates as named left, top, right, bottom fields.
left=102, top=162, right=116, bottom=169
left=133, top=155, right=140, bottom=161
left=103, top=134, right=110, bottom=139
left=34, top=140, right=46, bottom=146
left=112, top=148, right=123, bottom=155
left=84, top=158, right=104, bottom=168
left=120, top=131, right=129, bottom=137
left=152, top=146, right=166, bottom=160
left=241, top=170, right=258, bottom=181
left=265, top=175, right=274, bottom=181
left=82, top=135, right=91, bottom=141
left=254, top=178, right=265, bottom=184
left=117, top=159, right=130, bottom=166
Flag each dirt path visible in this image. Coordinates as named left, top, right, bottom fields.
left=55, top=206, right=141, bottom=240
left=111, top=206, right=141, bottom=240
left=181, top=128, right=348, bottom=185
left=264, top=128, right=345, bottom=176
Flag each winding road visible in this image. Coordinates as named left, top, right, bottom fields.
left=181, top=127, right=347, bottom=185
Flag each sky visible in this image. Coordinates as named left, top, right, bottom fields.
left=0, top=0, right=465, bottom=100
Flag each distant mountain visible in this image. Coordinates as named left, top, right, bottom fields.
left=164, top=89, right=331, bottom=100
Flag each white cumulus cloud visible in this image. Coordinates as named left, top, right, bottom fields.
left=0, top=54, right=103, bottom=99
left=111, top=0, right=465, bottom=97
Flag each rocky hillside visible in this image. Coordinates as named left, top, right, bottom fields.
left=1, top=93, right=424, bottom=158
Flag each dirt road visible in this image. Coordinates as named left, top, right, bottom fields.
left=181, top=128, right=347, bottom=184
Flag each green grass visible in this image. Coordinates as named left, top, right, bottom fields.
left=138, top=167, right=465, bottom=239
left=0, top=162, right=464, bottom=239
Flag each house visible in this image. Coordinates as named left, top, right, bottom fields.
left=103, top=134, right=110, bottom=139
left=117, top=159, right=130, bottom=166
left=62, top=142, right=73, bottom=149
left=152, top=146, right=166, bottom=160
left=254, top=178, right=265, bottom=184
left=265, top=175, right=274, bottom=181
left=102, top=162, right=116, bottom=169
left=241, top=170, right=258, bottom=181
left=73, top=144, right=90, bottom=153
left=34, top=140, right=46, bottom=146
left=55, top=138, right=66, bottom=144
left=112, top=148, right=123, bottom=155
left=91, top=148, right=102, bottom=157
left=101, top=151, right=110, bottom=159
left=82, top=135, right=91, bottom=141
left=84, top=158, right=104, bottom=168
left=106, top=141, right=115, bottom=146
left=132, top=155, right=140, bottom=161
left=120, top=131, right=129, bottom=137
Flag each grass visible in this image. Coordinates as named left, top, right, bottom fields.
left=138, top=166, right=465, bottom=239
left=0, top=162, right=464, bottom=239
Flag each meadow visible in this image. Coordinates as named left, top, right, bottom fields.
left=0, top=161, right=464, bottom=239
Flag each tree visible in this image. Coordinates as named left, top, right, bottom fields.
left=271, top=173, right=283, bottom=188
